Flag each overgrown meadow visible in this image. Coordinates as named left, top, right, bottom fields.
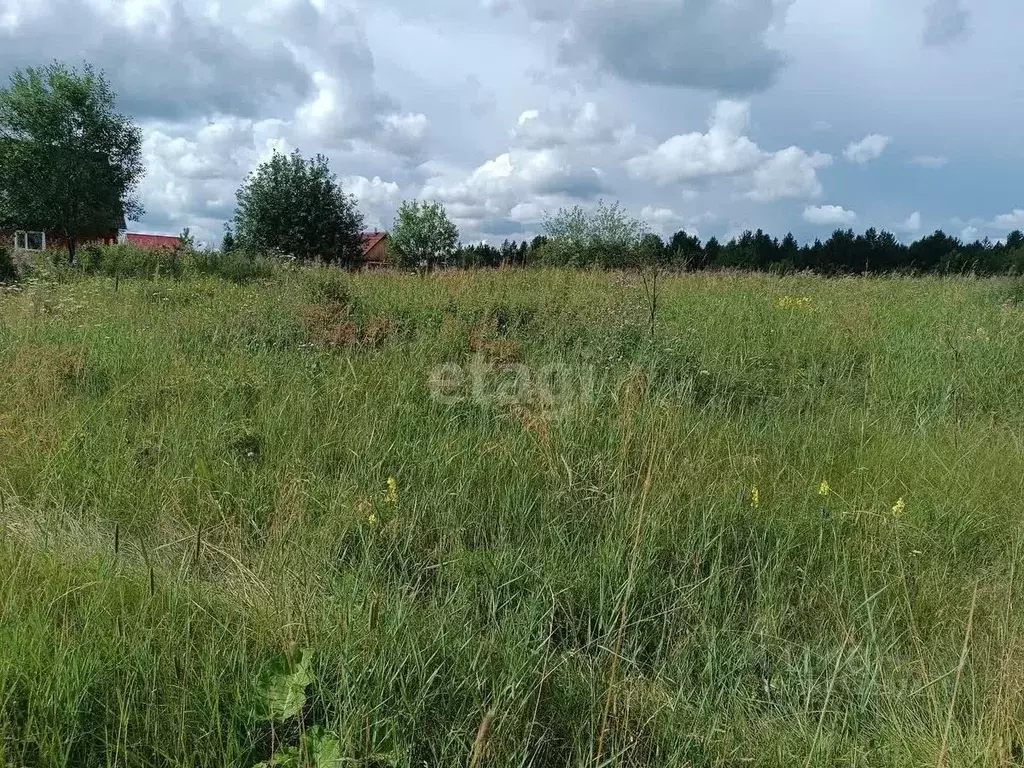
left=1, top=259, right=1023, bottom=767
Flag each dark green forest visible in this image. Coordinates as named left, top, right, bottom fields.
left=457, top=228, right=1024, bottom=274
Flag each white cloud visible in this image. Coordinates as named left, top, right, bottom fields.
left=421, top=144, right=608, bottom=238
left=482, top=0, right=514, bottom=12
left=803, top=205, right=857, bottom=226
left=899, top=211, right=922, bottom=232
left=640, top=205, right=703, bottom=238
left=627, top=101, right=762, bottom=184
left=843, top=134, right=891, bottom=164
left=627, top=101, right=831, bottom=203
left=961, top=226, right=979, bottom=241
left=909, top=155, right=948, bottom=169
left=994, top=209, right=1024, bottom=229
left=343, top=175, right=403, bottom=230
left=0, top=0, right=419, bottom=245
left=746, top=147, right=832, bottom=202
left=511, top=101, right=630, bottom=151
left=508, top=201, right=548, bottom=224
left=0, top=0, right=320, bottom=122
left=138, top=117, right=291, bottom=241
left=344, top=175, right=401, bottom=206
left=517, top=109, right=540, bottom=126
left=640, top=205, right=679, bottom=224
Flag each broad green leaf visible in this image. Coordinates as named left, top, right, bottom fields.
left=307, top=726, right=343, bottom=768
left=260, top=648, right=315, bottom=722
left=268, top=746, right=301, bottom=767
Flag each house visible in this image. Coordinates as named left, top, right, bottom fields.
left=361, top=231, right=390, bottom=268
left=4, top=229, right=186, bottom=254
left=5, top=224, right=123, bottom=253
left=124, top=233, right=180, bottom=250
left=1, top=138, right=126, bottom=254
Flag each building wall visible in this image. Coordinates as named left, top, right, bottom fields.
left=364, top=238, right=389, bottom=267
left=2, top=229, right=120, bottom=252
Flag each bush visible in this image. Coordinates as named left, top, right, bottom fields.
left=306, top=267, right=352, bottom=305
left=0, top=244, right=16, bottom=283
left=77, top=243, right=106, bottom=273
left=73, top=242, right=181, bottom=279
left=22, top=242, right=279, bottom=284
left=184, top=250, right=277, bottom=284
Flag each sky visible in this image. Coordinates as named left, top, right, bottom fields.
left=1, top=0, right=1021, bottom=248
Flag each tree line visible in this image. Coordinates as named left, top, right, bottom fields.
left=452, top=226, right=1024, bottom=275
left=449, top=201, right=1024, bottom=275
left=4, top=61, right=1023, bottom=277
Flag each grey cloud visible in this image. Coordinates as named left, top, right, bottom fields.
left=0, top=0, right=315, bottom=121
left=3, top=0, right=1016, bottom=248
left=535, top=167, right=608, bottom=198
left=517, top=0, right=790, bottom=93
left=922, top=0, right=971, bottom=46
left=511, top=102, right=627, bottom=151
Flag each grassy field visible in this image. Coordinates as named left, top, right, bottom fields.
left=1, top=265, right=1023, bottom=767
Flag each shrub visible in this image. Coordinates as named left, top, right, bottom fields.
left=75, top=243, right=182, bottom=279
left=184, top=250, right=277, bottom=284
left=306, top=267, right=352, bottom=306
left=77, top=243, right=106, bottom=273
left=0, top=244, right=16, bottom=282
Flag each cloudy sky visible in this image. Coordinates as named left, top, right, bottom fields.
left=2, top=0, right=1021, bottom=247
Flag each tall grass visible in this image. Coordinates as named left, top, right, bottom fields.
left=1, top=266, right=1023, bottom=766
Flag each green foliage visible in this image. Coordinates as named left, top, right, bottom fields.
left=186, top=250, right=276, bottom=284
left=233, top=150, right=364, bottom=266
left=178, top=227, right=196, bottom=252
left=542, top=199, right=647, bottom=268
left=2, top=268, right=1024, bottom=766
left=253, top=746, right=302, bottom=768
left=257, top=648, right=313, bottom=722
left=251, top=653, right=354, bottom=768
left=390, top=199, right=459, bottom=269
left=222, top=224, right=237, bottom=253
left=77, top=242, right=182, bottom=278
left=66, top=242, right=277, bottom=283
left=304, top=728, right=343, bottom=768
left=0, top=243, right=15, bottom=282
left=0, top=61, right=144, bottom=264
left=412, top=223, right=1024, bottom=278
left=252, top=729, right=345, bottom=768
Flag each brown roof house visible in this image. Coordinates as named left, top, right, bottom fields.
left=361, top=231, right=390, bottom=268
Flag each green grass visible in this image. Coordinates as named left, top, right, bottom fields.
left=1, top=265, right=1023, bottom=767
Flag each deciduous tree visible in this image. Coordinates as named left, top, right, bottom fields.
left=390, top=200, right=459, bottom=270
left=233, top=150, right=364, bottom=266
left=542, top=200, right=647, bottom=268
left=0, top=62, right=144, bottom=265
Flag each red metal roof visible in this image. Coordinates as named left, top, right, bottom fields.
left=126, top=233, right=180, bottom=250
left=361, top=232, right=387, bottom=256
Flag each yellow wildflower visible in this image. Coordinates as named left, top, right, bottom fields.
left=367, top=513, right=378, bottom=527
left=892, top=497, right=906, bottom=516
left=776, top=296, right=812, bottom=310
left=819, top=480, right=831, bottom=497
left=385, top=476, right=399, bottom=505
left=750, top=486, right=761, bottom=508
